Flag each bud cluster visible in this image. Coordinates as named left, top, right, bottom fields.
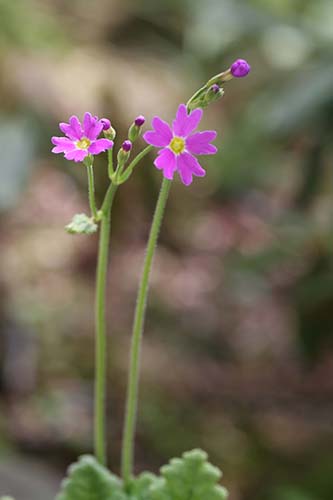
left=187, top=58, right=250, bottom=111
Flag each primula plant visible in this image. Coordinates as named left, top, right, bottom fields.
left=1, top=59, right=250, bottom=500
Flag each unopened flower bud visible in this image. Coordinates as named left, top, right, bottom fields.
left=198, top=84, right=224, bottom=108
left=230, top=59, right=251, bottom=78
left=134, top=115, right=145, bottom=127
left=128, top=115, right=146, bottom=142
left=211, top=84, right=220, bottom=94
left=117, top=140, right=132, bottom=165
left=122, top=140, right=132, bottom=152
left=206, top=58, right=251, bottom=87
left=103, top=125, right=116, bottom=140
left=101, top=118, right=111, bottom=130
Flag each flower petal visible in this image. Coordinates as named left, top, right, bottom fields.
left=173, top=104, right=203, bottom=137
left=177, top=152, right=206, bottom=186
left=51, top=136, right=76, bottom=153
left=172, top=104, right=187, bottom=136
left=186, top=131, right=217, bottom=155
left=64, top=149, right=88, bottom=162
left=59, top=122, right=78, bottom=140
left=143, top=131, right=170, bottom=148
left=88, top=138, right=114, bottom=154
left=153, top=148, right=177, bottom=179
left=83, top=112, right=103, bottom=140
left=67, top=115, right=83, bottom=140
left=152, top=117, right=173, bottom=143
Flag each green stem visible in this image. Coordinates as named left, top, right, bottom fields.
left=108, top=149, right=114, bottom=179
left=121, top=178, right=171, bottom=484
left=126, top=145, right=153, bottom=172
left=117, top=145, right=153, bottom=185
left=186, top=84, right=207, bottom=108
left=94, top=182, right=118, bottom=465
left=87, top=164, right=98, bottom=219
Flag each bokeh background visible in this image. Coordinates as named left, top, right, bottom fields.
left=1, top=0, right=333, bottom=499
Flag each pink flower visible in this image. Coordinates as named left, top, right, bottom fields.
left=143, top=104, right=217, bottom=186
left=51, top=113, right=114, bottom=163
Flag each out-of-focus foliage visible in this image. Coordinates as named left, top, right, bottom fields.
left=0, top=0, right=333, bottom=499
left=56, top=455, right=126, bottom=500
left=150, top=449, right=228, bottom=500
left=55, top=450, right=227, bottom=500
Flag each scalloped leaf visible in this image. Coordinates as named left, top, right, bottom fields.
left=55, top=455, right=127, bottom=500
left=149, top=449, right=228, bottom=500
left=130, top=472, right=159, bottom=500
left=65, top=213, right=98, bottom=235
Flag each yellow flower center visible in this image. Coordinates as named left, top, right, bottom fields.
left=170, top=136, right=185, bottom=155
left=76, top=137, right=91, bottom=149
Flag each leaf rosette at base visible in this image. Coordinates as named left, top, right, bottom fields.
left=55, top=450, right=227, bottom=500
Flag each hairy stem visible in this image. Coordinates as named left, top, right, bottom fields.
left=126, top=145, right=153, bottom=173
left=108, top=149, right=114, bottom=178
left=87, top=164, right=98, bottom=219
left=94, top=182, right=118, bottom=465
left=121, top=178, right=171, bottom=483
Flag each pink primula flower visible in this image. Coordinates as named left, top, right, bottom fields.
left=51, top=113, right=114, bottom=163
left=143, top=104, right=217, bottom=186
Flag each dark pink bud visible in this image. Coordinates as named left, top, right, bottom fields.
left=122, top=140, right=132, bottom=152
left=230, top=59, right=251, bottom=78
left=134, top=115, right=145, bottom=127
left=210, top=84, right=220, bottom=93
left=101, top=118, right=111, bottom=130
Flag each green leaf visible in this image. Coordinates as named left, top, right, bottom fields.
left=65, top=213, right=98, bottom=235
left=130, top=472, right=159, bottom=500
left=150, top=449, right=228, bottom=500
left=56, top=455, right=127, bottom=500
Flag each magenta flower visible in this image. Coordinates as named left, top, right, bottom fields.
left=143, top=104, right=217, bottom=186
left=51, top=113, right=114, bottom=163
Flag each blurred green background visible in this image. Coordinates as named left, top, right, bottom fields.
left=0, top=0, right=333, bottom=499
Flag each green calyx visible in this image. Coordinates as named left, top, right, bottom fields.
left=104, top=127, right=116, bottom=141
left=128, top=123, right=141, bottom=142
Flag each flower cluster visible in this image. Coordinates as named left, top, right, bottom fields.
left=52, top=113, right=114, bottom=162
left=143, top=104, right=217, bottom=186
left=51, top=59, right=250, bottom=186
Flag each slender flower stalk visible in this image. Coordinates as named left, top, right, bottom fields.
left=121, top=102, right=209, bottom=483
left=50, top=112, right=151, bottom=468
left=93, top=137, right=151, bottom=465
left=86, top=163, right=98, bottom=220
left=121, top=177, right=171, bottom=483
left=94, top=181, right=118, bottom=465
left=108, top=149, right=114, bottom=178
left=121, top=58, right=250, bottom=483
left=118, top=145, right=153, bottom=184
left=52, top=57, right=250, bottom=475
